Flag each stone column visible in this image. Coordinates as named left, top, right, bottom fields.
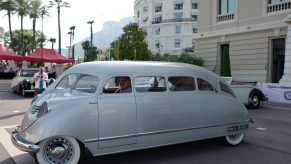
left=280, top=14, right=291, bottom=84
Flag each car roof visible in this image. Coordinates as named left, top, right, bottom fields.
left=68, top=61, right=218, bottom=79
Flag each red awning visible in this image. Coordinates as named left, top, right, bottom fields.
left=0, top=44, right=24, bottom=61
left=25, top=48, right=74, bottom=63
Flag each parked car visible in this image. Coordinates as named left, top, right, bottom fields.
left=221, top=77, right=268, bottom=109
left=12, top=61, right=252, bottom=164
left=11, top=68, right=38, bottom=97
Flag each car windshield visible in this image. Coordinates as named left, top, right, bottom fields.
left=21, top=70, right=38, bottom=77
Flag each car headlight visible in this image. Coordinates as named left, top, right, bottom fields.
left=30, top=102, right=49, bottom=119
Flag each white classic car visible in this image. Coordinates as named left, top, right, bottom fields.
left=221, top=77, right=268, bottom=109
left=12, top=61, right=252, bottom=163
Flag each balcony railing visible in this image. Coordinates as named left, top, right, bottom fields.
left=152, top=18, right=194, bottom=24
left=217, top=13, right=235, bottom=22
left=267, top=1, right=291, bottom=13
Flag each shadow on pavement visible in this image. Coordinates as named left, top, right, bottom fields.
left=0, top=112, right=26, bottom=121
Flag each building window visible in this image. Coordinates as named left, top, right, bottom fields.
left=218, top=0, right=235, bottom=15
left=154, top=16, right=162, bottom=23
left=174, top=3, right=183, bottom=10
left=155, top=41, right=160, bottom=49
left=175, top=26, right=181, bottom=34
left=174, top=39, right=181, bottom=48
left=192, top=3, right=198, bottom=9
left=155, top=4, right=162, bottom=12
left=192, top=27, right=198, bottom=33
left=267, top=0, right=291, bottom=13
left=156, top=27, right=160, bottom=35
left=137, top=11, right=140, bottom=18
left=175, top=13, right=183, bottom=21
left=268, top=0, right=288, bottom=4
left=191, top=14, right=198, bottom=21
left=142, top=17, right=148, bottom=23
left=143, top=6, right=148, bottom=12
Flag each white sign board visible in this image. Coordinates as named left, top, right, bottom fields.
left=261, top=83, right=291, bottom=104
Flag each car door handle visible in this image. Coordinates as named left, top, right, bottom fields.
left=89, top=102, right=98, bottom=104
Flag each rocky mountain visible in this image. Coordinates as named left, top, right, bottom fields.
left=72, top=17, right=134, bottom=58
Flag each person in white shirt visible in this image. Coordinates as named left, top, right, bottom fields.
left=33, top=67, right=48, bottom=95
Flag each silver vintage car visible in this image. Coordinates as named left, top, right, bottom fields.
left=12, top=61, right=252, bottom=164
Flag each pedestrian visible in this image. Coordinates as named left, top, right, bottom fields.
left=51, top=65, right=57, bottom=79
left=33, top=67, right=48, bottom=95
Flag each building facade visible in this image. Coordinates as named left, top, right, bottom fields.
left=194, top=0, right=291, bottom=83
left=134, top=0, right=198, bottom=55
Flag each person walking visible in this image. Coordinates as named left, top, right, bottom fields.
left=33, top=67, right=48, bottom=95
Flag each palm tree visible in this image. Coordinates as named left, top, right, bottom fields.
left=81, top=40, right=90, bottom=62
left=29, top=0, right=40, bottom=50
left=48, top=0, right=70, bottom=54
left=48, top=38, right=56, bottom=49
left=16, top=0, right=31, bottom=55
left=69, top=25, right=75, bottom=59
left=0, top=0, right=16, bottom=42
left=87, top=20, right=94, bottom=60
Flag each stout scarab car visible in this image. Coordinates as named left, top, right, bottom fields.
left=12, top=61, right=252, bottom=164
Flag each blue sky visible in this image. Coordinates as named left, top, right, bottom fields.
left=0, top=0, right=135, bottom=48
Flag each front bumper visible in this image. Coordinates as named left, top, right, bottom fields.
left=11, top=125, right=40, bottom=153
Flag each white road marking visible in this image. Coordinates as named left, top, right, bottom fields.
left=12, top=111, right=21, bottom=113
left=256, top=127, right=267, bottom=131
left=0, top=125, right=36, bottom=164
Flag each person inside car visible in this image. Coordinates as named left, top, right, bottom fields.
left=115, top=76, right=132, bottom=93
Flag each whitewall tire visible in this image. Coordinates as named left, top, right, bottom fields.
left=36, top=136, right=81, bottom=164
left=225, top=132, right=245, bottom=146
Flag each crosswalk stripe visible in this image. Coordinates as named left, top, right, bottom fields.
left=0, top=126, right=36, bottom=164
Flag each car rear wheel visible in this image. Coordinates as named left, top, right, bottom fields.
left=249, top=92, right=261, bottom=109
left=36, top=136, right=81, bottom=164
left=225, top=132, right=245, bottom=146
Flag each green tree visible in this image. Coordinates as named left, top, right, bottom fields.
left=153, top=53, right=204, bottom=66
left=112, top=22, right=152, bottom=61
left=221, top=46, right=231, bottom=76
left=16, top=0, right=31, bottom=55
left=29, top=0, right=49, bottom=50
left=5, top=29, right=46, bottom=55
left=0, top=0, right=17, bottom=42
left=48, top=0, right=70, bottom=54
left=48, top=38, right=56, bottom=49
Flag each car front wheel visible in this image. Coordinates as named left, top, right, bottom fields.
left=225, top=132, right=245, bottom=146
left=36, top=136, right=81, bottom=164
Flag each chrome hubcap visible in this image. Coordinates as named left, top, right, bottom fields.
left=228, top=134, right=241, bottom=141
left=252, top=96, right=259, bottom=106
left=45, top=138, right=73, bottom=164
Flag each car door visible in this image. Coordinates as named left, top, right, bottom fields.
left=98, top=75, right=137, bottom=148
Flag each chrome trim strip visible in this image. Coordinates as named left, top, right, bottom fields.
left=11, top=126, right=40, bottom=153
left=85, top=121, right=249, bottom=143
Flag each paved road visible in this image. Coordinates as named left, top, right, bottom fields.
left=1, top=80, right=291, bottom=164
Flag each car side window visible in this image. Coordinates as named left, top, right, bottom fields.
left=103, top=76, right=132, bottom=94
left=73, top=75, right=99, bottom=93
left=56, top=74, right=78, bottom=90
left=168, top=76, right=195, bottom=91
left=197, top=78, right=214, bottom=91
left=135, top=76, right=166, bottom=92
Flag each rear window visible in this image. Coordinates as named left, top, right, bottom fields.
left=197, top=78, right=214, bottom=91
left=168, top=76, right=195, bottom=91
